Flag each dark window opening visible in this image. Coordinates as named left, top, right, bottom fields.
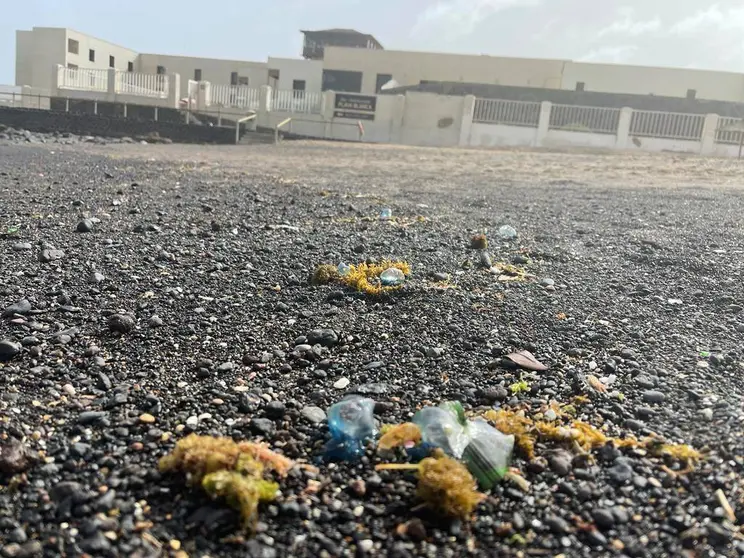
left=322, top=69, right=362, bottom=93
left=293, top=79, right=306, bottom=98
left=127, top=61, right=134, bottom=72
left=67, top=63, right=78, bottom=70
left=194, top=69, right=202, bottom=81
left=67, top=39, right=79, bottom=54
left=89, top=49, right=95, bottom=62
left=238, top=76, right=249, bottom=86
left=375, top=73, right=393, bottom=92
left=156, top=65, right=166, bottom=75
left=109, top=55, right=115, bottom=68
left=230, top=71, right=238, bottom=85
left=686, top=89, right=696, bottom=100
left=575, top=81, right=585, bottom=92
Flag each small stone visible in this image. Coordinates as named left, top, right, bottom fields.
left=333, top=377, right=350, bottom=390
left=139, top=413, right=156, bottom=424
left=432, top=272, right=450, bottom=282
left=404, top=518, right=427, bottom=541
left=76, top=219, right=94, bottom=233
left=2, top=299, right=32, bottom=318
left=250, top=418, right=276, bottom=437
left=642, top=390, right=665, bottom=404
left=148, top=315, right=163, bottom=327
left=90, top=272, right=105, bottom=283
left=592, top=509, right=615, bottom=530
left=699, top=408, right=714, bottom=421
left=307, top=328, right=339, bottom=347
left=0, top=340, right=22, bottom=362
left=426, top=347, right=445, bottom=358
left=11, top=242, right=32, bottom=252
left=540, top=278, right=555, bottom=287
left=358, top=539, right=374, bottom=553
left=608, top=459, right=634, bottom=485
left=0, top=438, right=36, bottom=474
left=39, top=249, right=65, bottom=263
left=108, top=314, right=135, bottom=334
left=300, top=406, right=326, bottom=423
left=77, top=411, right=108, bottom=425
left=264, top=401, right=286, bottom=419
left=545, top=515, right=570, bottom=534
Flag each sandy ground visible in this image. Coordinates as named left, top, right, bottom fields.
left=67, top=141, right=744, bottom=193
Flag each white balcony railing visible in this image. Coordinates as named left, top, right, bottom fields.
left=56, top=66, right=168, bottom=99
left=209, top=84, right=260, bottom=110
left=271, top=89, right=322, bottom=114
left=56, top=66, right=108, bottom=92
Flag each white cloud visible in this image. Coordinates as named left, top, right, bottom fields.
left=577, top=45, right=638, bottom=63
left=412, top=0, right=541, bottom=39
left=594, top=15, right=661, bottom=39
left=669, top=5, right=744, bottom=34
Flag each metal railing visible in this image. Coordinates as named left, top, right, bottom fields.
left=209, top=85, right=260, bottom=110
left=115, top=71, right=169, bottom=99
left=630, top=110, right=704, bottom=141
left=271, top=90, right=322, bottom=114
left=57, top=66, right=108, bottom=92
left=549, top=104, right=621, bottom=134
left=472, top=98, right=540, bottom=127
left=715, top=117, right=744, bottom=145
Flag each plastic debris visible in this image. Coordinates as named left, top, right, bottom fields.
left=337, top=262, right=351, bottom=276
left=462, top=419, right=515, bottom=489
left=325, top=396, right=377, bottom=461
left=380, top=267, right=406, bottom=286
left=376, top=454, right=485, bottom=519
left=497, top=225, right=518, bottom=240
left=413, top=402, right=515, bottom=489
left=380, top=208, right=392, bottom=220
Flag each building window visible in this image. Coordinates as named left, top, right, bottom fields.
left=156, top=66, right=166, bottom=75
left=194, top=69, right=202, bottom=81
left=238, top=76, right=249, bottom=86
left=67, top=63, right=78, bottom=70
left=575, top=81, right=585, bottom=91
left=292, top=79, right=306, bottom=98
left=127, top=61, right=134, bottom=72
left=322, top=69, right=363, bottom=93
left=109, top=55, right=115, bottom=68
left=686, top=89, right=696, bottom=100
left=375, top=73, right=393, bottom=92
left=67, top=39, right=79, bottom=54
left=89, top=49, right=95, bottom=62
left=230, top=71, right=238, bottom=85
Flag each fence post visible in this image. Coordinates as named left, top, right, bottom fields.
left=616, top=107, right=633, bottom=149
left=535, top=101, right=551, bottom=147
left=154, top=106, right=159, bottom=121
left=458, top=95, right=476, bottom=147
left=93, top=101, right=98, bottom=115
left=123, top=103, right=128, bottom=118
left=107, top=68, right=117, bottom=101
left=700, top=113, right=719, bottom=156
left=65, top=97, right=70, bottom=112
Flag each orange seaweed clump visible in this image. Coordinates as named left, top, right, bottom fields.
left=377, top=455, right=485, bottom=519
left=378, top=423, right=422, bottom=451
left=482, top=409, right=537, bottom=460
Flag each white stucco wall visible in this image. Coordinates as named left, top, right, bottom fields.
left=137, top=54, right=268, bottom=100
left=267, top=57, right=322, bottom=93
left=562, top=61, right=744, bottom=102
left=468, top=123, right=538, bottom=148
left=15, top=28, right=67, bottom=92
left=322, top=47, right=567, bottom=95
left=64, top=29, right=138, bottom=73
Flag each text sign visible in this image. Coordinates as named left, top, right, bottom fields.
left=334, top=93, right=377, bottom=113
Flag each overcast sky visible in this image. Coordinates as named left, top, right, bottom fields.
left=2, top=0, right=743, bottom=85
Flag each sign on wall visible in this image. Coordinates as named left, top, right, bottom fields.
left=334, top=93, right=377, bottom=121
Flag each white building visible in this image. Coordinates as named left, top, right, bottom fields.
left=13, top=26, right=744, bottom=105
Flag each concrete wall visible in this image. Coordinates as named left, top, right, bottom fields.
left=322, top=47, right=567, bottom=95
left=64, top=29, right=138, bottom=73
left=267, top=57, right=323, bottom=93
left=469, top=123, right=538, bottom=148
left=0, top=105, right=234, bottom=143
left=562, top=62, right=744, bottom=102
left=15, top=27, right=138, bottom=93
left=137, top=54, right=268, bottom=100
left=15, top=28, right=67, bottom=92
left=399, top=91, right=467, bottom=147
